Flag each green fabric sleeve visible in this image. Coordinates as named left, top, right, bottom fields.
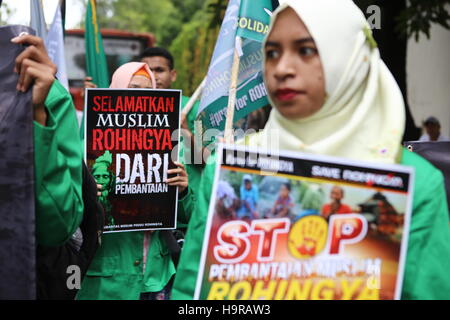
left=34, top=80, right=84, bottom=246
left=171, top=153, right=216, bottom=299
left=177, top=187, right=195, bottom=227
left=401, top=150, right=450, bottom=299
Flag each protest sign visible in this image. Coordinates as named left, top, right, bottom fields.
left=85, top=88, right=181, bottom=232
left=195, top=145, right=414, bottom=300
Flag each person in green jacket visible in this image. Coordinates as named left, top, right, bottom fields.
left=139, top=47, right=203, bottom=203
left=85, top=47, right=203, bottom=207
left=12, top=34, right=84, bottom=247
left=77, top=62, right=194, bottom=300
left=172, top=0, right=450, bottom=300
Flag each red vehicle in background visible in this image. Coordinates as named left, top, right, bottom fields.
left=64, top=29, right=155, bottom=119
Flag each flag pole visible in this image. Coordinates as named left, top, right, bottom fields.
left=224, top=36, right=241, bottom=144
left=60, top=0, right=66, bottom=37
left=181, top=76, right=206, bottom=118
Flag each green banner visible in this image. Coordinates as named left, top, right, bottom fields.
left=199, top=72, right=268, bottom=131
left=236, top=0, right=274, bottom=43
left=197, top=0, right=278, bottom=139
left=85, top=0, right=109, bottom=88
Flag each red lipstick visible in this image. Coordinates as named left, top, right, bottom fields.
left=275, top=89, right=304, bottom=101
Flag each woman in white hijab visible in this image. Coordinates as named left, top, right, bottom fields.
left=257, top=0, right=450, bottom=299
left=172, top=0, right=450, bottom=300
left=256, top=0, right=404, bottom=163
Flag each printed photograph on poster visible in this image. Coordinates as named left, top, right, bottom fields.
left=195, top=145, right=414, bottom=300
left=84, top=88, right=181, bottom=233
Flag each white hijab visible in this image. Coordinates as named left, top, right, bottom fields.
left=250, top=0, right=405, bottom=164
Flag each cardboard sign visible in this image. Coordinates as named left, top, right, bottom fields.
left=85, top=88, right=181, bottom=232
left=195, top=145, right=414, bottom=300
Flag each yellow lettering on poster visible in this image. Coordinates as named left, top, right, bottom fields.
left=228, top=281, right=252, bottom=300
left=207, top=282, right=230, bottom=300
left=285, top=280, right=312, bottom=300
left=274, top=280, right=289, bottom=300
left=357, top=286, right=380, bottom=300
left=311, top=279, right=335, bottom=300
left=251, top=280, right=277, bottom=300
left=341, top=279, right=364, bottom=300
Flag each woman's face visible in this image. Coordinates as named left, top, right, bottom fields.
left=128, top=75, right=152, bottom=88
left=264, top=7, right=326, bottom=119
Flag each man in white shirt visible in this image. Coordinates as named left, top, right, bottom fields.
left=419, top=116, right=450, bottom=142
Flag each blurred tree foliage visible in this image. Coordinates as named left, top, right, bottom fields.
left=396, top=0, right=450, bottom=41
left=170, top=0, right=228, bottom=95
left=0, top=2, right=15, bottom=26
left=87, top=0, right=199, bottom=47
left=80, top=0, right=449, bottom=98
left=80, top=0, right=226, bottom=96
left=355, top=0, right=450, bottom=41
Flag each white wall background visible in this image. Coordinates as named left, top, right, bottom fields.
left=407, top=23, right=450, bottom=137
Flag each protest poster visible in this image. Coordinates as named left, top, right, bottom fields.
left=85, top=88, right=181, bottom=233
left=195, top=145, right=414, bottom=300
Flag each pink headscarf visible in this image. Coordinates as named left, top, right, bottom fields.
left=109, top=62, right=156, bottom=89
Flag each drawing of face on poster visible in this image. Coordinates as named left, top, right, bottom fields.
left=92, top=150, right=115, bottom=225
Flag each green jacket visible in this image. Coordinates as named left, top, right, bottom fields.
left=77, top=95, right=197, bottom=300
left=181, top=95, right=199, bottom=135
left=77, top=189, right=194, bottom=300
left=35, top=80, right=84, bottom=246
left=172, top=148, right=450, bottom=300
left=178, top=96, right=202, bottom=228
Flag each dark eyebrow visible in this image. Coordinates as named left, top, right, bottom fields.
left=295, top=38, right=315, bottom=45
left=265, top=37, right=315, bottom=48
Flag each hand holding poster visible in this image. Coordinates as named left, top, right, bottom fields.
left=85, top=88, right=181, bottom=232
left=195, top=145, right=414, bottom=300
